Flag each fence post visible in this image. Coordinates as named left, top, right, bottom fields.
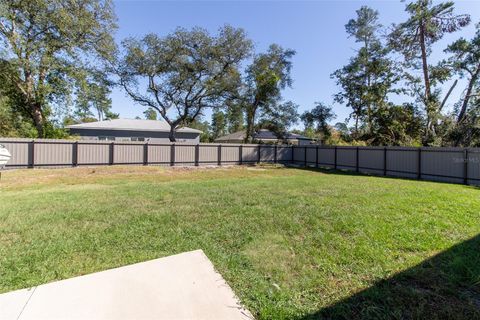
left=195, top=144, right=200, bottom=166
left=239, top=145, right=243, bottom=165
left=383, top=147, right=387, bottom=176
left=109, top=142, right=114, bottom=165
left=334, top=146, right=337, bottom=170
left=28, top=139, right=35, bottom=168
left=218, top=144, right=222, bottom=166
left=257, top=145, right=261, bottom=163
left=356, top=147, right=359, bottom=172
left=417, top=148, right=422, bottom=180
left=292, top=145, right=295, bottom=163
left=316, top=145, right=319, bottom=168
left=72, top=141, right=78, bottom=167
left=274, top=145, right=277, bottom=163
left=464, top=148, right=469, bottom=185
left=170, top=143, right=175, bottom=166
left=143, top=143, right=148, bottom=166
left=304, top=146, right=307, bottom=167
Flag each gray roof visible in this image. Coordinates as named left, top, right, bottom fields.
left=214, top=129, right=312, bottom=142
left=66, top=119, right=202, bottom=134
left=214, top=131, right=246, bottom=142
left=254, top=129, right=312, bottom=140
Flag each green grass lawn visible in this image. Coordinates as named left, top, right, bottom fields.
left=1, top=165, right=479, bottom=319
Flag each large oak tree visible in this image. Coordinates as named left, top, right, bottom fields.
left=117, top=26, right=252, bottom=142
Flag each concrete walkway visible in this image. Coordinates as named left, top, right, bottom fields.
left=0, top=250, right=253, bottom=320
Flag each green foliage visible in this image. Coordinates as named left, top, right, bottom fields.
left=442, top=23, right=480, bottom=146
left=301, top=102, right=336, bottom=141
left=238, top=44, right=296, bottom=142
left=188, top=117, right=212, bottom=142
left=74, top=70, right=115, bottom=122
left=210, top=111, right=227, bottom=140
left=0, top=0, right=117, bottom=137
left=117, top=25, right=253, bottom=142
left=0, top=96, right=37, bottom=137
left=389, top=0, right=470, bottom=145
left=143, top=108, right=157, bottom=121
left=257, top=101, right=299, bottom=141
left=332, top=6, right=400, bottom=141
left=225, top=101, right=245, bottom=133
left=367, top=103, right=423, bottom=146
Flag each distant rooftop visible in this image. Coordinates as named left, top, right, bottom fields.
left=66, top=119, right=202, bottom=134
left=254, top=129, right=312, bottom=140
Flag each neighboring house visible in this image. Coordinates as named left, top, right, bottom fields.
left=214, top=129, right=315, bottom=145
left=67, top=119, right=202, bottom=143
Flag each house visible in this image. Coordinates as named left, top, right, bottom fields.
left=66, top=119, right=202, bottom=143
left=214, top=129, right=314, bottom=145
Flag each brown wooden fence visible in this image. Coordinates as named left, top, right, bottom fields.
left=1, top=138, right=479, bottom=186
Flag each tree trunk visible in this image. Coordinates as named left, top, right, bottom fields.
left=457, top=66, right=480, bottom=124
left=245, top=105, right=257, bottom=143
left=32, top=102, right=44, bottom=138
left=168, top=124, right=177, bottom=142
left=365, top=38, right=373, bottom=136
left=354, top=115, right=359, bottom=139
left=419, top=22, right=431, bottom=102
left=419, top=20, right=434, bottom=145
left=454, top=66, right=480, bottom=147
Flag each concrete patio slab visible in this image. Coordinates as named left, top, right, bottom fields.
left=0, top=250, right=253, bottom=320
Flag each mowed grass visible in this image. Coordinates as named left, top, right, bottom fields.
left=1, top=165, right=479, bottom=319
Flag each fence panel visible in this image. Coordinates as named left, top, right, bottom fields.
left=78, top=143, right=110, bottom=165
left=242, top=145, right=258, bottom=163
left=34, top=142, right=72, bottom=166
left=421, top=148, right=465, bottom=184
left=337, top=147, right=356, bottom=170
left=221, top=145, right=240, bottom=164
left=358, top=148, right=384, bottom=175
left=293, top=146, right=304, bottom=164
left=277, top=146, right=292, bottom=163
left=305, top=147, right=317, bottom=166
left=147, top=145, right=170, bottom=165
left=468, top=150, right=480, bottom=184
left=317, top=147, right=335, bottom=168
left=0, top=140, right=29, bottom=167
left=175, top=145, right=195, bottom=164
left=199, top=145, right=217, bottom=164
left=114, top=144, right=143, bottom=164
left=260, top=146, right=275, bottom=162
left=386, top=148, right=419, bottom=179
left=2, top=137, right=479, bottom=186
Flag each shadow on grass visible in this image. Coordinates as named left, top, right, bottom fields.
left=299, top=235, right=480, bottom=320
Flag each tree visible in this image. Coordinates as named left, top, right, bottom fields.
left=237, top=44, right=295, bottom=142
left=74, top=71, right=114, bottom=121
left=187, top=116, right=211, bottom=143
left=443, top=23, right=480, bottom=146
left=143, top=108, right=157, bottom=120
left=210, top=110, right=227, bottom=139
left=225, top=100, right=244, bottom=133
left=301, top=103, right=336, bottom=140
left=389, top=0, right=470, bottom=145
left=332, top=6, right=399, bottom=138
left=0, top=94, right=37, bottom=137
left=0, top=0, right=117, bottom=137
left=370, top=103, right=423, bottom=146
left=117, top=26, right=253, bottom=142
left=257, top=100, right=299, bottom=141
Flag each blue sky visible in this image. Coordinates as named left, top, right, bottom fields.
left=111, top=0, right=480, bottom=128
